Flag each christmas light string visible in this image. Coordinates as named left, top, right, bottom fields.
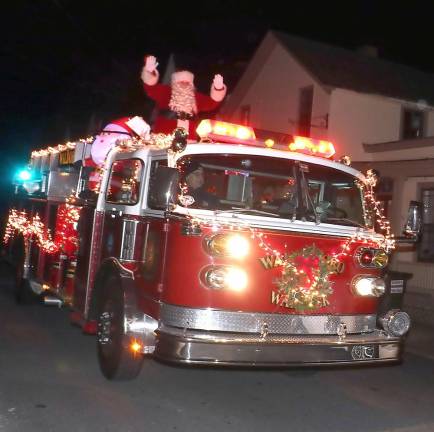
left=4, top=209, right=58, bottom=254
left=4, top=194, right=82, bottom=256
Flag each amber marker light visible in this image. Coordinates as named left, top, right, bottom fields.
left=264, top=139, right=275, bottom=148
left=289, top=136, right=336, bottom=158
left=196, top=119, right=256, bottom=143
left=130, top=340, right=142, bottom=353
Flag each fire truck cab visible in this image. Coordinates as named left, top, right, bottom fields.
left=6, top=121, right=415, bottom=380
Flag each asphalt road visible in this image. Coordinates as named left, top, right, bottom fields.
left=1, top=270, right=434, bottom=432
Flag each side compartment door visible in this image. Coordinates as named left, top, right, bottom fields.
left=74, top=203, right=97, bottom=312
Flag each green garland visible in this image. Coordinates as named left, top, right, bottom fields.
left=274, top=244, right=335, bottom=311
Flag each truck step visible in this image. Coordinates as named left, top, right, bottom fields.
left=43, top=296, right=63, bottom=307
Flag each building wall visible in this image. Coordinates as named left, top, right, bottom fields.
left=426, top=110, right=434, bottom=136
left=328, top=90, right=404, bottom=161
left=223, top=39, right=330, bottom=140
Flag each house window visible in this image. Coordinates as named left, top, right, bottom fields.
left=402, top=109, right=425, bottom=139
left=298, top=86, right=314, bottom=137
left=418, top=188, right=434, bottom=262
left=240, top=105, right=251, bottom=126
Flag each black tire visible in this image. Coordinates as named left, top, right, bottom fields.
left=97, top=274, right=143, bottom=380
left=15, top=270, right=37, bottom=304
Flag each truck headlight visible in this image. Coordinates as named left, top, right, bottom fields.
left=204, top=234, right=250, bottom=259
left=379, top=310, right=411, bottom=336
left=202, top=266, right=248, bottom=291
left=352, top=276, right=385, bottom=297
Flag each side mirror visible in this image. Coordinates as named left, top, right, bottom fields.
left=147, top=166, right=179, bottom=210
left=397, top=200, right=422, bottom=244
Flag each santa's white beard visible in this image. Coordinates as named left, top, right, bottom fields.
left=169, top=82, right=197, bottom=116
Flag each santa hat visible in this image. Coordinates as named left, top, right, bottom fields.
left=171, top=70, right=194, bottom=85
left=104, top=117, right=149, bottom=138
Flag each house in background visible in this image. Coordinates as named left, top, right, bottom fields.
left=221, top=30, right=434, bottom=324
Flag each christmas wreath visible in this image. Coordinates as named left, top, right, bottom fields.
left=274, top=244, right=335, bottom=311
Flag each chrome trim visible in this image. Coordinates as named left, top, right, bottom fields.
left=125, top=313, right=158, bottom=354
left=155, top=326, right=402, bottom=366
left=120, top=219, right=139, bottom=261
left=23, top=238, right=32, bottom=279
left=84, top=210, right=100, bottom=315
left=160, top=304, right=376, bottom=335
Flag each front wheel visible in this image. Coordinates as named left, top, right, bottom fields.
left=97, top=275, right=143, bottom=380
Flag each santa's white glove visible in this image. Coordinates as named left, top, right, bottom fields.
left=213, top=74, right=224, bottom=90
left=142, top=55, right=160, bottom=86
left=145, top=55, right=158, bottom=73
left=210, top=74, right=227, bottom=102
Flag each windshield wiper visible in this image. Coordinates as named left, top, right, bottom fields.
left=322, top=217, right=364, bottom=228
left=215, top=208, right=279, bottom=217
left=299, top=169, right=319, bottom=223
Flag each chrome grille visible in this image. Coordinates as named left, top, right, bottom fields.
left=160, top=304, right=376, bottom=335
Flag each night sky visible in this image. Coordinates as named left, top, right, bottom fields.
left=1, top=0, right=434, bottom=209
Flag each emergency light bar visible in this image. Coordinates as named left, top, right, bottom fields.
left=196, top=120, right=256, bottom=144
left=196, top=119, right=335, bottom=159
left=289, top=136, right=336, bottom=159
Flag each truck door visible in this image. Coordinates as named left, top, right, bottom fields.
left=100, top=158, right=145, bottom=262
left=76, top=157, right=145, bottom=318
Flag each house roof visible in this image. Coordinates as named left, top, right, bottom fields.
left=272, top=31, right=434, bottom=106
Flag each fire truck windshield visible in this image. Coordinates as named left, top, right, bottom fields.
left=178, top=154, right=368, bottom=227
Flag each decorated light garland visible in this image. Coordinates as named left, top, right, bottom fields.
left=53, top=194, right=82, bottom=257
left=275, top=245, right=334, bottom=310
left=4, top=194, right=81, bottom=257
left=4, top=209, right=58, bottom=254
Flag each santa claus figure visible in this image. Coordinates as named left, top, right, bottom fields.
left=89, top=116, right=151, bottom=166
left=141, top=55, right=227, bottom=137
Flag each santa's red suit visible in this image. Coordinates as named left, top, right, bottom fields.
left=141, top=57, right=227, bottom=137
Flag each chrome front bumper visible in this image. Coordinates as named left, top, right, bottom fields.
left=155, top=326, right=402, bottom=366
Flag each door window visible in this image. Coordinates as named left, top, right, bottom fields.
left=106, top=159, right=144, bottom=205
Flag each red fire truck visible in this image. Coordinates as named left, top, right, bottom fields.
left=5, top=120, right=418, bottom=380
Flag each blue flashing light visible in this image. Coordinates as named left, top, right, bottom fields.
left=17, top=169, right=32, bottom=181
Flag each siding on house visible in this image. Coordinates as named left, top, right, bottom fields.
left=223, top=34, right=330, bottom=140
left=328, top=89, right=403, bottom=161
